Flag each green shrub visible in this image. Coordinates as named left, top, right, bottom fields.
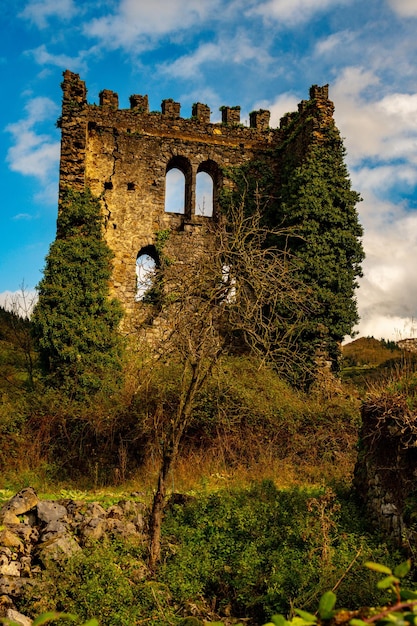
left=160, top=481, right=398, bottom=623
left=20, top=538, right=175, bottom=626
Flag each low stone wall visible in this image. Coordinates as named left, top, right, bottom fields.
left=354, top=392, right=417, bottom=545
left=0, top=488, right=148, bottom=625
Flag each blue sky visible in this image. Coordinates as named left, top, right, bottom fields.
left=2, top=0, right=417, bottom=340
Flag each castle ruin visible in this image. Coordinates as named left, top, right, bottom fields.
left=58, top=71, right=336, bottom=327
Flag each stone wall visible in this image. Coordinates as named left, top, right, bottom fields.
left=0, top=488, right=148, bottom=625
left=354, top=393, right=417, bottom=545
left=58, top=71, right=336, bottom=329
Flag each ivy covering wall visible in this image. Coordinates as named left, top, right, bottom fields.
left=32, top=188, right=124, bottom=398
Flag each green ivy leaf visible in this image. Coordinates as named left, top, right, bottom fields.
left=365, top=562, right=392, bottom=575
left=270, top=615, right=289, bottom=626
left=294, top=609, right=318, bottom=622
left=377, top=575, right=400, bottom=590
left=318, top=591, right=337, bottom=619
left=395, top=561, right=412, bottom=579
left=349, top=619, right=369, bottom=626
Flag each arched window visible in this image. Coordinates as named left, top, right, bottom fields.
left=135, top=249, right=157, bottom=301
left=195, top=171, right=214, bottom=217
left=165, top=168, right=185, bottom=214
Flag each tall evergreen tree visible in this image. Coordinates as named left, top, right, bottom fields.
left=222, top=125, right=364, bottom=384
left=32, top=188, right=124, bottom=398
left=275, top=125, right=364, bottom=374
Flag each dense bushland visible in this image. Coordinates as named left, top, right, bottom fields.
left=3, top=306, right=417, bottom=625
left=16, top=483, right=401, bottom=626
left=0, top=309, right=360, bottom=487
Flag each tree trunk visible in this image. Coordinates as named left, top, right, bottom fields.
left=148, top=451, right=172, bottom=573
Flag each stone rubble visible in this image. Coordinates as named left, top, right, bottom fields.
left=0, top=488, right=148, bottom=624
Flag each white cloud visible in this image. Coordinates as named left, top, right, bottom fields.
left=350, top=189, right=417, bottom=340
left=249, top=0, right=351, bottom=26
left=160, top=43, right=221, bottom=79
left=387, top=0, right=417, bottom=18
left=351, top=313, right=417, bottom=341
left=85, top=0, right=221, bottom=50
left=13, top=213, right=36, bottom=220
left=331, top=67, right=417, bottom=166
left=19, top=0, right=78, bottom=28
left=159, top=34, right=272, bottom=80
left=314, top=30, right=356, bottom=56
left=5, top=96, right=60, bottom=182
left=325, top=67, right=417, bottom=340
left=29, top=44, right=88, bottom=72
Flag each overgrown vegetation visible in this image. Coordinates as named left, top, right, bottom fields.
left=0, top=169, right=409, bottom=625
left=222, top=125, right=364, bottom=385
left=13, top=484, right=401, bottom=626
left=31, top=188, right=124, bottom=399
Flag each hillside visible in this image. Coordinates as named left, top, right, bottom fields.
left=341, top=335, right=414, bottom=390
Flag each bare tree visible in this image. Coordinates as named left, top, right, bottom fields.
left=138, top=202, right=309, bottom=571
left=2, top=285, right=38, bottom=389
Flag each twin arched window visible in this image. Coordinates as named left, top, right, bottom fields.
left=164, top=159, right=217, bottom=218
left=195, top=171, right=213, bottom=217
left=165, top=168, right=186, bottom=214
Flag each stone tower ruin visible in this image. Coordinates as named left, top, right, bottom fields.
left=58, top=70, right=335, bottom=328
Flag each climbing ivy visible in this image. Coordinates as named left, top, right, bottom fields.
left=31, top=188, right=124, bottom=398
left=275, top=126, right=364, bottom=376
left=221, top=124, right=364, bottom=386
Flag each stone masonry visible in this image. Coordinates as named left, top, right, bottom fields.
left=58, top=71, right=335, bottom=328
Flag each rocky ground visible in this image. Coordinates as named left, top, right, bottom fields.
left=0, top=488, right=149, bottom=625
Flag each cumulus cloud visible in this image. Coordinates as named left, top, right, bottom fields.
left=5, top=96, right=60, bottom=182
left=19, top=0, right=78, bottom=28
left=29, top=44, right=88, bottom=72
left=85, top=0, right=221, bottom=50
left=159, top=33, right=272, bottom=80
left=348, top=184, right=417, bottom=341
left=331, top=67, right=417, bottom=166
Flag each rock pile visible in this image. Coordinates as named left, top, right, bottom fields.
left=0, top=488, right=148, bottom=625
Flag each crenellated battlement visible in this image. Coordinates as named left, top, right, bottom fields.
left=60, top=70, right=291, bottom=133
left=58, top=70, right=337, bottom=327
left=61, top=71, right=332, bottom=136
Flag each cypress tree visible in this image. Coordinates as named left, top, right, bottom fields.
left=276, top=125, right=364, bottom=374
left=32, top=188, right=124, bottom=398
